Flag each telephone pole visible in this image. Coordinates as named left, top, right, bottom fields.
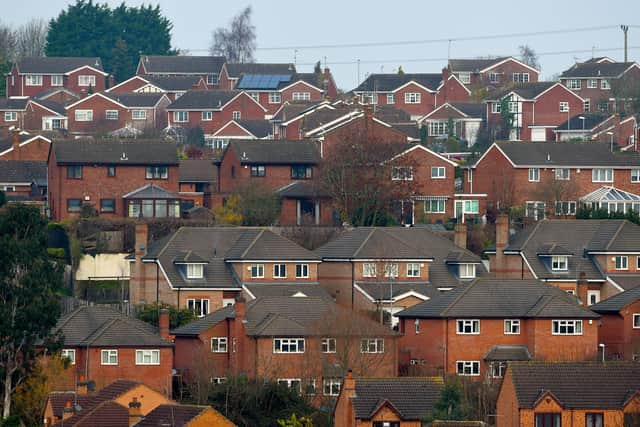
left=621, top=25, right=629, bottom=62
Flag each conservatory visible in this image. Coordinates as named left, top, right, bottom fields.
left=579, top=186, right=640, bottom=213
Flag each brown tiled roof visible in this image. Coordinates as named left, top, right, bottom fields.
left=52, top=140, right=178, bottom=165
left=509, top=361, right=640, bottom=409
left=48, top=392, right=92, bottom=418
left=135, top=404, right=222, bottom=427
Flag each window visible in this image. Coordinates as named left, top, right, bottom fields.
left=431, top=166, right=446, bottom=179
left=1, top=185, right=15, bottom=192
left=186, top=264, right=204, bottom=279
left=555, top=201, right=576, bottom=216
left=132, top=110, right=146, bottom=120
left=146, top=166, right=168, bottom=179
left=199, top=111, right=213, bottom=121
left=277, top=378, right=301, bottom=393
left=250, top=165, right=265, bottom=177
left=601, top=79, right=610, bottom=90
left=456, top=361, right=480, bottom=376
left=273, top=264, right=287, bottom=278
left=491, top=102, right=501, bottom=113
left=67, top=199, right=82, bottom=213
left=504, top=319, right=520, bottom=334
left=512, top=73, right=530, bottom=83
left=633, top=314, right=640, bottom=328
left=61, top=349, right=76, bottom=365
left=637, top=256, right=640, bottom=270
left=321, top=338, right=336, bottom=353
left=587, top=79, right=598, bottom=89
left=559, top=102, right=569, bottom=112
left=404, top=92, right=421, bottom=104
left=588, top=290, right=600, bottom=306
left=291, top=165, right=312, bottom=179
left=100, top=199, right=115, bottom=213
left=526, top=201, right=546, bottom=220
left=632, top=169, right=640, bottom=183
left=211, top=377, right=227, bottom=385
left=415, top=319, right=420, bottom=334
left=251, top=264, right=264, bottom=278
left=457, top=319, right=480, bottom=334
left=173, top=111, right=189, bottom=122
left=211, top=337, right=228, bottom=353
left=373, top=423, right=400, bottom=427
left=78, top=75, right=96, bottom=87
left=528, top=168, right=540, bottom=182
left=458, top=264, right=476, bottom=279
left=106, top=166, right=116, bottom=177
left=206, top=74, right=219, bottom=85
left=363, top=263, right=376, bottom=278
left=567, top=79, right=581, bottom=89
left=67, top=165, right=82, bottom=179
left=585, top=413, right=603, bottom=427
left=51, top=75, right=63, bottom=86
left=323, top=378, right=341, bottom=396
left=425, top=199, right=445, bottom=213
left=135, top=349, right=160, bottom=365
left=361, top=338, right=384, bottom=353
left=105, top=110, right=118, bottom=120
left=360, top=92, right=378, bottom=104
left=206, top=137, right=229, bottom=150
left=74, top=109, right=93, bottom=121
left=101, top=349, right=118, bottom=365
left=187, top=298, right=209, bottom=317
left=407, top=263, right=420, bottom=277
left=535, top=413, right=561, bottom=427
left=292, top=92, right=311, bottom=101
left=296, top=264, right=309, bottom=278
left=552, top=319, right=583, bottom=335
left=232, top=111, right=241, bottom=120
left=428, top=121, right=448, bottom=136
left=246, top=92, right=259, bottom=102
left=386, top=93, right=394, bottom=104
left=489, top=72, right=500, bottom=83
left=4, top=112, right=17, bottom=122
left=551, top=255, right=568, bottom=271
left=384, top=263, right=399, bottom=278
left=268, top=92, right=281, bottom=104
left=392, top=166, right=413, bottom=181
left=555, top=168, right=570, bottom=180
left=25, top=75, right=42, bottom=86
left=305, top=379, right=316, bottom=395
left=491, top=362, right=507, bottom=378
left=455, top=200, right=479, bottom=215
left=615, top=256, right=628, bottom=270
left=274, top=338, right=305, bottom=353
left=584, top=99, right=591, bottom=112
left=598, top=101, right=609, bottom=113
left=458, top=72, right=471, bottom=84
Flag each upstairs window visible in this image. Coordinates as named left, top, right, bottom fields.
left=25, top=75, right=42, bottom=86
left=559, top=102, right=569, bottom=112
left=3, top=112, right=17, bottom=122
left=428, top=121, right=448, bottom=136
left=555, top=168, right=570, bottom=180
left=51, top=75, right=63, bottom=86
left=67, top=165, right=83, bottom=179
left=173, top=111, right=189, bottom=122
left=363, top=263, right=376, bottom=278
left=250, top=165, right=265, bottom=177
left=211, top=337, right=228, bottom=353
left=232, top=111, right=241, bottom=120
left=101, top=349, right=118, bottom=365
left=407, top=263, right=421, bottom=277
left=431, top=166, right=446, bottom=179
left=587, top=79, right=598, bottom=89
left=552, top=319, right=582, bottom=335
left=384, top=263, right=399, bottom=278
left=295, top=264, right=309, bottom=278
left=61, top=349, right=76, bottom=365
left=186, top=264, right=204, bottom=279
left=535, top=413, right=561, bottom=427
left=135, top=349, right=160, bottom=365
left=456, top=361, right=480, bottom=376
left=321, top=338, right=336, bottom=353
left=504, top=319, right=521, bottom=334
left=567, top=79, right=581, bottom=89
left=458, top=72, right=471, bottom=84
left=512, top=73, right=529, bottom=83
left=291, top=165, right=312, bottom=179
left=404, top=92, right=421, bottom=104
left=457, top=319, right=480, bottom=334
left=105, top=110, right=118, bottom=120
left=528, top=168, right=540, bottom=182
left=632, top=169, right=640, bottom=183
left=146, top=166, right=168, bottom=179
left=201, top=111, right=213, bottom=121
left=489, top=72, right=500, bottom=83
left=78, top=75, right=96, bottom=87
left=292, top=92, right=311, bottom=101
left=250, top=264, right=264, bottom=278
left=615, top=256, right=628, bottom=270
left=323, top=378, right=341, bottom=396
left=268, top=92, right=281, bottom=104
left=458, top=264, right=476, bottom=279
left=132, top=110, right=146, bottom=120
left=206, top=73, right=219, bottom=85
left=386, top=93, right=395, bottom=104
left=392, top=166, right=413, bottom=181
left=633, top=314, right=640, bottom=329
left=551, top=256, right=568, bottom=271
left=273, top=264, right=287, bottom=278
left=360, top=338, right=384, bottom=353
left=187, top=298, right=209, bottom=317
left=585, top=413, right=603, bottom=427
left=592, top=168, right=613, bottom=183
left=491, top=102, right=501, bottom=113
left=274, top=338, right=305, bottom=353
left=601, top=79, right=610, bottom=90
left=74, top=110, right=93, bottom=122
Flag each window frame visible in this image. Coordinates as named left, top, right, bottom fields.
left=528, top=168, right=540, bottom=182
left=360, top=338, right=384, bottom=353
left=74, top=109, right=94, bottom=122
left=615, top=255, right=629, bottom=270
left=291, top=165, right=312, bottom=179
left=61, top=349, right=76, bottom=365
left=51, top=74, right=64, bottom=86
left=559, top=101, right=569, bottom=112
left=173, top=111, right=189, bottom=123
left=67, top=165, right=83, bottom=179
left=250, top=263, right=264, bottom=278
left=404, top=92, right=421, bottom=104
left=585, top=413, right=603, bottom=427
left=391, top=166, right=413, bottom=181
left=273, top=264, right=287, bottom=278
left=431, top=166, right=446, bottom=179
left=551, top=255, right=568, bottom=271
left=456, top=360, right=480, bottom=376
left=555, top=201, right=577, bottom=216
left=363, top=263, right=376, bottom=278
left=100, top=349, right=118, bottom=365
left=504, top=319, right=521, bottom=335
left=273, top=338, right=305, bottom=353
left=25, top=74, right=42, bottom=86
left=407, top=263, right=421, bottom=277
left=66, top=199, right=82, bottom=213
left=321, top=338, right=336, bottom=353
left=295, top=263, right=309, bottom=278
left=512, top=72, right=530, bottom=83
left=3, top=111, right=17, bottom=122
left=567, top=79, right=581, bottom=90
left=250, top=165, right=266, bottom=177
left=322, top=378, right=342, bottom=396
left=131, top=110, right=147, bottom=120
left=186, top=263, right=204, bottom=279
left=601, top=79, right=610, bottom=90
left=425, top=199, right=446, bottom=214
left=555, top=168, right=570, bottom=180
left=78, top=75, right=96, bottom=87
left=632, top=169, right=640, bottom=183
left=551, top=319, right=583, bottom=335
left=458, top=72, right=471, bottom=84
left=105, top=110, right=119, bottom=120
left=633, top=314, right=640, bottom=329
left=384, top=263, right=399, bottom=278
left=587, top=79, right=598, bottom=89
left=100, top=199, right=115, bottom=213
left=458, top=264, right=476, bottom=279
left=456, top=319, right=480, bottom=335
left=145, top=166, right=168, bottom=180
left=135, top=349, right=160, bottom=365
left=592, top=168, right=613, bottom=183
left=211, top=337, right=228, bottom=353
left=187, top=298, right=209, bottom=317
left=292, top=92, right=311, bottom=101
left=277, top=378, right=302, bottom=393
left=268, top=92, right=281, bottom=104
left=386, top=93, right=395, bottom=104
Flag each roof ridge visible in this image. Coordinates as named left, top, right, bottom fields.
left=518, top=220, right=543, bottom=251
left=604, top=220, right=627, bottom=251
left=440, top=280, right=477, bottom=316
left=353, top=228, right=376, bottom=258
left=156, top=227, right=183, bottom=259
left=239, top=229, right=265, bottom=259
left=85, top=318, right=119, bottom=346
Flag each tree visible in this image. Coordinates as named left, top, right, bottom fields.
left=236, top=183, right=281, bottom=226
left=136, top=302, right=196, bottom=329
left=15, top=19, right=47, bottom=58
left=186, top=126, right=205, bottom=148
left=397, top=66, right=405, bottom=76
left=0, top=204, right=64, bottom=419
left=499, top=97, right=514, bottom=140
left=519, top=44, right=540, bottom=70
left=0, top=191, right=5, bottom=208
left=426, top=377, right=470, bottom=421
left=209, top=6, right=256, bottom=63
left=0, top=21, right=17, bottom=98
left=213, top=195, right=243, bottom=226
left=278, top=413, right=315, bottom=427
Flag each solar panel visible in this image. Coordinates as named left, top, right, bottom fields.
left=237, top=74, right=292, bottom=90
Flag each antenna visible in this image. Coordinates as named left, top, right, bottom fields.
left=621, top=25, right=629, bottom=62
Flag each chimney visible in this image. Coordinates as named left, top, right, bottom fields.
left=77, top=375, right=88, bottom=395
left=128, top=397, right=143, bottom=427
left=135, top=223, right=148, bottom=259
left=108, top=75, right=115, bottom=89
left=494, top=214, right=509, bottom=277
left=576, top=271, right=588, bottom=306
left=231, top=296, right=246, bottom=375
left=442, top=66, right=451, bottom=81
left=454, top=222, right=467, bottom=249
left=62, top=401, right=75, bottom=421
left=158, top=308, right=170, bottom=340
left=11, top=129, right=20, bottom=160
left=342, top=370, right=356, bottom=427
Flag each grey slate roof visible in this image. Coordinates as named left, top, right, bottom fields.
left=607, top=275, right=640, bottom=291
left=449, top=102, right=486, bottom=118
left=139, top=55, right=225, bottom=74
left=55, top=305, right=171, bottom=347
left=560, top=61, right=637, bottom=78
left=226, top=62, right=295, bottom=78
left=166, top=90, right=241, bottom=110
left=353, top=73, right=442, bottom=92
left=227, top=139, right=320, bottom=165
left=16, top=57, right=104, bottom=74
left=271, top=101, right=329, bottom=122
left=356, top=282, right=439, bottom=302
left=144, top=75, right=203, bottom=91
left=487, top=82, right=557, bottom=100
left=52, top=140, right=178, bottom=165
left=276, top=181, right=329, bottom=199
left=171, top=305, right=235, bottom=336
left=484, top=345, right=531, bottom=361
left=235, top=119, right=272, bottom=138
left=123, top=184, right=179, bottom=200
left=554, top=113, right=611, bottom=131
left=178, top=159, right=217, bottom=183
left=509, top=361, right=640, bottom=409
left=351, top=377, right=443, bottom=420
left=33, top=99, right=67, bottom=115
left=590, top=286, right=640, bottom=313
left=449, top=57, right=511, bottom=72
left=0, top=98, right=29, bottom=111
left=104, top=92, right=165, bottom=108
left=243, top=283, right=331, bottom=300
left=0, top=160, right=46, bottom=184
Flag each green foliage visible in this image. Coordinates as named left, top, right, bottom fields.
left=419, top=125, right=427, bottom=143
left=213, top=195, right=243, bottom=226
left=278, top=413, right=315, bottom=427
left=236, top=184, right=281, bottom=226
left=46, top=0, right=174, bottom=82
left=136, top=302, right=196, bottom=329
left=447, top=117, right=455, bottom=138
left=80, top=203, right=98, bottom=218
left=397, top=65, right=404, bottom=75
left=0, top=191, right=5, bottom=208
left=576, top=206, right=640, bottom=224
left=499, top=97, right=514, bottom=139
left=186, top=126, right=205, bottom=148
left=425, top=378, right=470, bottom=422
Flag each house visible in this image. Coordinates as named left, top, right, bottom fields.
left=447, top=56, right=540, bottom=89
left=135, top=404, right=236, bottom=426
left=418, top=102, right=485, bottom=147
left=135, top=55, right=226, bottom=89
left=0, top=130, right=51, bottom=161
left=65, top=92, right=171, bottom=136
left=484, top=82, right=585, bottom=141
left=32, top=86, right=80, bottom=105
left=466, top=141, right=640, bottom=218
left=6, top=56, right=108, bottom=98
left=171, top=295, right=398, bottom=405
left=559, top=58, right=640, bottom=113
left=590, top=286, right=640, bottom=360
left=396, top=278, right=599, bottom=378
left=53, top=306, right=173, bottom=394
left=129, top=224, right=321, bottom=314
left=0, top=98, right=29, bottom=128
left=0, top=160, right=47, bottom=202
left=333, top=373, right=444, bottom=427
left=496, top=362, right=640, bottom=427
left=314, top=226, right=486, bottom=321
left=270, top=100, right=333, bottom=139
left=47, top=140, right=180, bottom=221
left=487, top=215, right=640, bottom=304
left=207, top=119, right=272, bottom=150
left=554, top=113, right=639, bottom=149
left=0, top=98, right=68, bottom=132
left=178, top=159, right=217, bottom=210
left=221, top=62, right=295, bottom=90
left=106, top=75, right=208, bottom=101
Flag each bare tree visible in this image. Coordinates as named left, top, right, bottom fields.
left=210, top=6, right=255, bottom=63
left=15, top=19, right=47, bottom=58
left=0, top=21, right=17, bottom=61
left=519, top=45, right=540, bottom=70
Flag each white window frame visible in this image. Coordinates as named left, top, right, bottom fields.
left=273, top=264, right=287, bottom=278
left=392, top=166, right=413, bottom=181
left=363, top=263, right=376, bottom=278
left=211, top=337, right=228, bottom=353
left=584, top=99, right=591, bottom=112
left=631, top=169, right=640, bottom=183
left=425, top=199, right=446, bottom=214
left=78, top=75, right=96, bottom=87
left=74, top=109, right=93, bottom=122
left=201, top=111, right=212, bottom=121
left=456, top=319, right=480, bottom=334
left=512, top=73, right=530, bottom=83
left=555, top=201, right=576, bottom=216
left=526, top=201, right=546, bottom=220
left=25, top=74, right=42, bottom=86
left=273, top=338, right=305, bottom=353
left=456, top=361, right=480, bottom=376
left=232, top=111, right=241, bottom=120
left=384, top=263, right=399, bottom=278
left=187, top=298, right=209, bottom=317
left=211, top=377, right=227, bottom=384
left=250, top=264, right=264, bottom=278
left=489, top=72, right=500, bottom=83
left=431, top=166, right=446, bottom=179
left=173, top=111, right=189, bottom=123
left=292, top=92, right=311, bottom=101
left=555, top=168, right=570, bottom=180
left=551, top=255, right=568, bottom=271
left=101, top=349, right=118, bottom=365
left=587, top=79, right=598, bottom=89
left=186, top=263, right=204, bottom=279
left=455, top=200, right=479, bottom=215
left=633, top=314, right=640, bottom=329
left=504, top=319, right=521, bottom=335
left=323, top=378, right=341, bottom=396
left=407, top=263, right=421, bottom=277
left=105, top=110, right=118, bottom=120
left=295, top=263, right=309, bottom=278
left=268, top=92, right=281, bottom=104
left=428, top=121, right=448, bottom=136
left=601, top=79, right=610, bottom=90
left=458, top=72, right=471, bottom=84
left=567, top=79, right=581, bottom=90
left=131, top=110, right=146, bottom=120
left=386, top=93, right=395, bottom=104
left=552, top=319, right=583, bottom=335
left=206, top=73, right=219, bottom=85
left=61, top=349, right=76, bottom=365
left=248, top=92, right=259, bottom=102
left=491, top=102, right=501, bottom=114
left=51, top=74, right=63, bottom=86
left=321, top=338, right=336, bottom=353
left=3, top=112, right=17, bottom=122
left=615, top=256, right=628, bottom=270
left=528, top=168, right=540, bottom=182
left=277, top=378, right=302, bottom=393
left=491, top=362, right=507, bottom=378
left=559, top=102, right=569, bottom=113
left=587, top=290, right=600, bottom=306
left=404, top=92, right=421, bottom=104
left=458, top=264, right=476, bottom=279
left=360, top=338, right=384, bottom=353
left=135, top=349, right=160, bottom=365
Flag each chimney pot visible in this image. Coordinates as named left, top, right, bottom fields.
left=159, top=308, right=170, bottom=340
left=454, top=222, right=467, bottom=249
left=12, top=129, right=20, bottom=160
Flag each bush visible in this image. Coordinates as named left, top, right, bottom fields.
left=136, top=302, right=196, bottom=329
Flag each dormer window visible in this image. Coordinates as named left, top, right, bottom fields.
left=551, top=256, right=568, bottom=271
left=458, top=264, right=476, bottom=279
left=186, top=264, right=204, bottom=279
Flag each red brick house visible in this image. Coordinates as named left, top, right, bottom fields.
left=270, top=100, right=333, bottom=139
left=554, top=113, right=639, bottom=149
left=496, top=362, right=640, bottom=427
left=65, top=92, right=171, bottom=136
left=106, top=75, right=207, bottom=101
left=485, top=82, right=585, bottom=141
left=221, top=62, right=295, bottom=90
left=0, top=98, right=68, bottom=132
left=6, top=57, right=108, bottom=98
left=178, top=159, right=217, bottom=209
left=448, top=56, right=540, bottom=89
left=0, top=160, right=47, bottom=203
left=206, top=119, right=272, bottom=150
left=0, top=130, right=51, bottom=161
left=418, top=102, right=485, bottom=147
left=0, top=98, right=29, bottom=128
left=47, top=140, right=180, bottom=221
left=53, top=306, right=174, bottom=395
left=396, top=278, right=600, bottom=379
left=135, top=55, right=226, bottom=89
left=590, top=286, right=640, bottom=360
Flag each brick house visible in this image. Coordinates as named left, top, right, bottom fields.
left=270, top=100, right=333, bottom=139
left=485, top=82, right=584, bottom=141
left=418, top=102, right=485, bottom=147
left=315, top=226, right=486, bottom=323
left=106, top=75, right=207, bottom=101
left=0, top=160, right=47, bottom=202
left=466, top=141, right=640, bottom=218
left=129, top=225, right=321, bottom=314
left=135, top=404, right=236, bottom=427
left=0, top=98, right=29, bottom=128
left=554, top=112, right=639, bottom=149
left=171, top=295, right=398, bottom=406
left=559, top=57, right=640, bottom=114
left=47, top=140, right=180, bottom=221
left=53, top=306, right=174, bottom=395
left=0, top=98, right=68, bottom=132
left=6, top=57, right=108, bottom=98
left=207, top=119, right=272, bottom=150
left=221, top=62, right=295, bottom=90
left=65, top=92, right=171, bottom=136
left=496, top=362, right=640, bottom=427
left=333, top=374, right=443, bottom=427
left=135, top=55, right=226, bottom=90
left=590, top=286, right=640, bottom=360
left=396, top=278, right=600, bottom=379
left=178, top=159, right=217, bottom=209
left=0, top=130, right=51, bottom=161
left=448, top=56, right=540, bottom=89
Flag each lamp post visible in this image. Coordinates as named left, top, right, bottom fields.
left=599, top=343, right=606, bottom=362
left=606, top=131, right=614, bottom=152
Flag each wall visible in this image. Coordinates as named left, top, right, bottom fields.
left=495, top=368, right=520, bottom=427
left=75, top=253, right=131, bottom=281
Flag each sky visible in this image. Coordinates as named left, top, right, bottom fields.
left=5, top=0, right=640, bottom=89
